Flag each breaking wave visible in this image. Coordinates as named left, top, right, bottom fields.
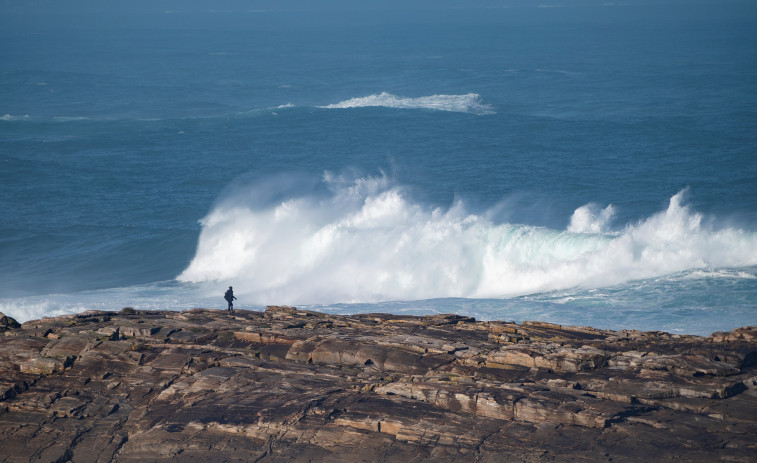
left=320, top=92, right=494, bottom=115
left=177, top=173, right=757, bottom=306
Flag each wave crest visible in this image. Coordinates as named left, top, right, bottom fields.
left=178, top=175, right=757, bottom=304
left=320, top=92, right=494, bottom=115
left=568, top=203, right=616, bottom=233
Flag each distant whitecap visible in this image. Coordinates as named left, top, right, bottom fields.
left=0, top=114, right=31, bottom=121
left=320, top=92, right=495, bottom=115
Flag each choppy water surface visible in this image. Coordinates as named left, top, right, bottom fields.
left=1, top=2, right=756, bottom=334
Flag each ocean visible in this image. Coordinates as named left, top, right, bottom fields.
left=2, top=1, right=756, bottom=335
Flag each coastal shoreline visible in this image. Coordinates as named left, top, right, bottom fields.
left=2, top=307, right=756, bottom=461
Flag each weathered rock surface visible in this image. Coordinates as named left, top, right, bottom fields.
left=1, top=307, right=756, bottom=462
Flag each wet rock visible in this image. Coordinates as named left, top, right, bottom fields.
left=0, top=307, right=755, bottom=462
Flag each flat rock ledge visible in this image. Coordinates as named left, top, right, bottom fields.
left=1, top=308, right=756, bottom=462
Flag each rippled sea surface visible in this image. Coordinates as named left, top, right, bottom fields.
left=2, top=2, right=756, bottom=334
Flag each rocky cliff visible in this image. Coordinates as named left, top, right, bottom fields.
left=1, top=307, right=756, bottom=462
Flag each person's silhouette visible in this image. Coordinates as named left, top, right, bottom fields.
left=224, top=286, right=237, bottom=311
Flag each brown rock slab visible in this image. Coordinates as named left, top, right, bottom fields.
left=0, top=307, right=755, bottom=462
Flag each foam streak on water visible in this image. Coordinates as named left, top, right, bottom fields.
left=177, top=174, right=757, bottom=306
left=320, top=92, right=495, bottom=115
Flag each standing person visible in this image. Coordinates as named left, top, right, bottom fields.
left=224, top=286, right=237, bottom=311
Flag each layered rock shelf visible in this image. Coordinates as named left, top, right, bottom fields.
left=1, top=307, right=756, bottom=462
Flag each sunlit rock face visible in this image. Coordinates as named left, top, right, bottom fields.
left=1, top=307, right=756, bottom=462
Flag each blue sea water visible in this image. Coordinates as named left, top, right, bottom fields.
left=2, top=2, right=757, bottom=335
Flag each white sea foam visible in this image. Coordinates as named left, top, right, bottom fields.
left=679, top=269, right=757, bottom=280
left=0, top=301, right=92, bottom=323
left=568, top=203, right=616, bottom=233
left=1, top=114, right=31, bottom=121
left=52, top=116, right=93, bottom=122
left=0, top=282, right=250, bottom=324
left=178, top=175, right=757, bottom=306
left=320, top=92, right=494, bottom=115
